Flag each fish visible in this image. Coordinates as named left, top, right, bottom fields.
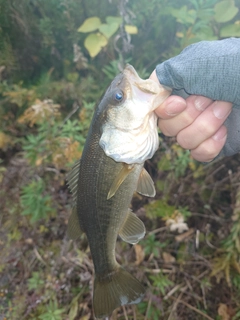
left=66, top=64, right=171, bottom=319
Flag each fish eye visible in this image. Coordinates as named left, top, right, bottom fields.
left=114, top=91, right=124, bottom=102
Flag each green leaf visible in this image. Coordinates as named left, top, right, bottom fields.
left=106, top=16, right=122, bottom=25
left=68, top=292, right=82, bottom=320
left=78, top=17, right=101, bottom=33
left=214, top=0, right=238, bottom=23
left=99, top=22, right=119, bottom=39
left=84, top=33, right=108, bottom=58
left=220, top=23, right=240, bottom=37
left=125, top=25, right=138, bottom=34
left=170, top=6, right=196, bottom=25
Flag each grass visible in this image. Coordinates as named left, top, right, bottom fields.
left=1, top=137, right=240, bottom=319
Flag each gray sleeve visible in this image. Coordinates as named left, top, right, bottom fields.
left=155, top=38, right=240, bottom=157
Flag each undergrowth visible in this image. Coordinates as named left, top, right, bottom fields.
left=1, top=0, right=240, bottom=319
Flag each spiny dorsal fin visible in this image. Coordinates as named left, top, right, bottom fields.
left=136, top=167, right=156, bottom=197
left=67, top=206, right=82, bottom=240
left=66, top=159, right=81, bottom=203
left=107, top=163, right=135, bottom=200
left=119, top=210, right=145, bottom=244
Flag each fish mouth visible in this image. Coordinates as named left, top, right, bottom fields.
left=123, top=64, right=171, bottom=104
left=99, top=64, right=172, bottom=165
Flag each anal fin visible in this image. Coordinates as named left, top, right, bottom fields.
left=119, top=210, right=145, bottom=244
left=107, top=163, right=135, bottom=200
left=67, top=206, right=82, bottom=240
left=136, top=167, right=156, bottom=197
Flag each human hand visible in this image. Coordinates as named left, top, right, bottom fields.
left=150, top=70, right=233, bottom=162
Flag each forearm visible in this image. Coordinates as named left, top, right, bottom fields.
left=156, top=38, right=240, bottom=106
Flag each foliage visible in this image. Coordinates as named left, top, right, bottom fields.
left=149, top=272, right=174, bottom=295
left=1, top=0, right=240, bottom=319
left=78, top=15, right=138, bottom=57
left=143, top=234, right=167, bottom=257
left=28, top=272, right=45, bottom=291
left=20, top=178, right=56, bottom=222
left=38, top=300, right=65, bottom=320
left=211, top=186, right=240, bottom=285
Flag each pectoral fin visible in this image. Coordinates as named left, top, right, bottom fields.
left=67, top=206, right=82, bottom=240
left=136, top=168, right=156, bottom=197
left=119, top=210, right=145, bottom=244
left=107, top=164, right=134, bottom=200
left=66, top=159, right=81, bottom=203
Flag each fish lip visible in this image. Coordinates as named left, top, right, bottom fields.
left=123, top=64, right=141, bottom=79
left=123, top=64, right=172, bottom=100
left=123, top=64, right=141, bottom=91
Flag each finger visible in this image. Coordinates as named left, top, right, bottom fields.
left=177, top=101, right=232, bottom=150
left=159, top=95, right=213, bottom=136
left=149, top=70, right=187, bottom=119
left=190, top=125, right=227, bottom=162
left=155, top=95, right=187, bottom=119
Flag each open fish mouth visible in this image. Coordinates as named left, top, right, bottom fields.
left=99, top=64, right=172, bottom=164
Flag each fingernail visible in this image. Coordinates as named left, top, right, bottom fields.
left=213, top=127, right=227, bottom=141
left=194, top=96, right=208, bottom=111
left=213, top=101, right=232, bottom=119
left=166, top=100, right=186, bottom=116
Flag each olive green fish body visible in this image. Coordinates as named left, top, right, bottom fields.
left=67, top=65, right=171, bottom=318
left=77, top=120, right=143, bottom=276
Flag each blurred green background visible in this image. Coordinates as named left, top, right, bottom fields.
left=1, top=0, right=240, bottom=319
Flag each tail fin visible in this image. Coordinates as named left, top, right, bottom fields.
left=93, top=267, right=145, bottom=319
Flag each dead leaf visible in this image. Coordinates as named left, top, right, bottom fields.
left=175, top=228, right=195, bottom=242
left=18, top=99, right=60, bottom=126
left=218, top=303, right=231, bottom=320
left=134, top=244, right=145, bottom=265
left=0, top=132, right=13, bottom=150
left=162, top=252, right=175, bottom=264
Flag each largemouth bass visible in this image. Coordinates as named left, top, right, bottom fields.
left=66, top=64, right=171, bottom=318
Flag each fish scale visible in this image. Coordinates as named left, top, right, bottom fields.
left=66, top=64, right=171, bottom=318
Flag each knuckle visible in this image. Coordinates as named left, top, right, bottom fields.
left=158, top=121, right=176, bottom=137
left=176, top=134, right=192, bottom=149
left=196, top=119, right=215, bottom=137
left=192, top=140, right=222, bottom=161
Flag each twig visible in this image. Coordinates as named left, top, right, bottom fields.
left=167, top=290, right=185, bottom=320
left=62, top=102, right=80, bottom=125
left=132, top=305, right=136, bottom=320
left=204, top=164, right=226, bottom=183
left=201, top=282, right=207, bottom=310
left=148, top=226, right=167, bottom=235
left=191, top=212, right=226, bottom=222
left=170, top=296, right=214, bottom=320
left=123, top=306, right=128, bottom=320
left=164, top=284, right=184, bottom=300
left=145, top=268, right=172, bottom=274
left=33, top=247, right=46, bottom=265
left=144, top=296, right=152, bottom=320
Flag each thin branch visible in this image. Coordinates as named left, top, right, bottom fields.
left=170, top=296, right=214, bottom=320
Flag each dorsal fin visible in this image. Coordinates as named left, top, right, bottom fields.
left=119, top=210, right=145, bottom=244
left=67, top=206, right=82, bottom=240
left=136, top=168, right=156, bottom=197
left=107, top=163, right=135, bottom=200
left=66, top=159, right=81, bottom=203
